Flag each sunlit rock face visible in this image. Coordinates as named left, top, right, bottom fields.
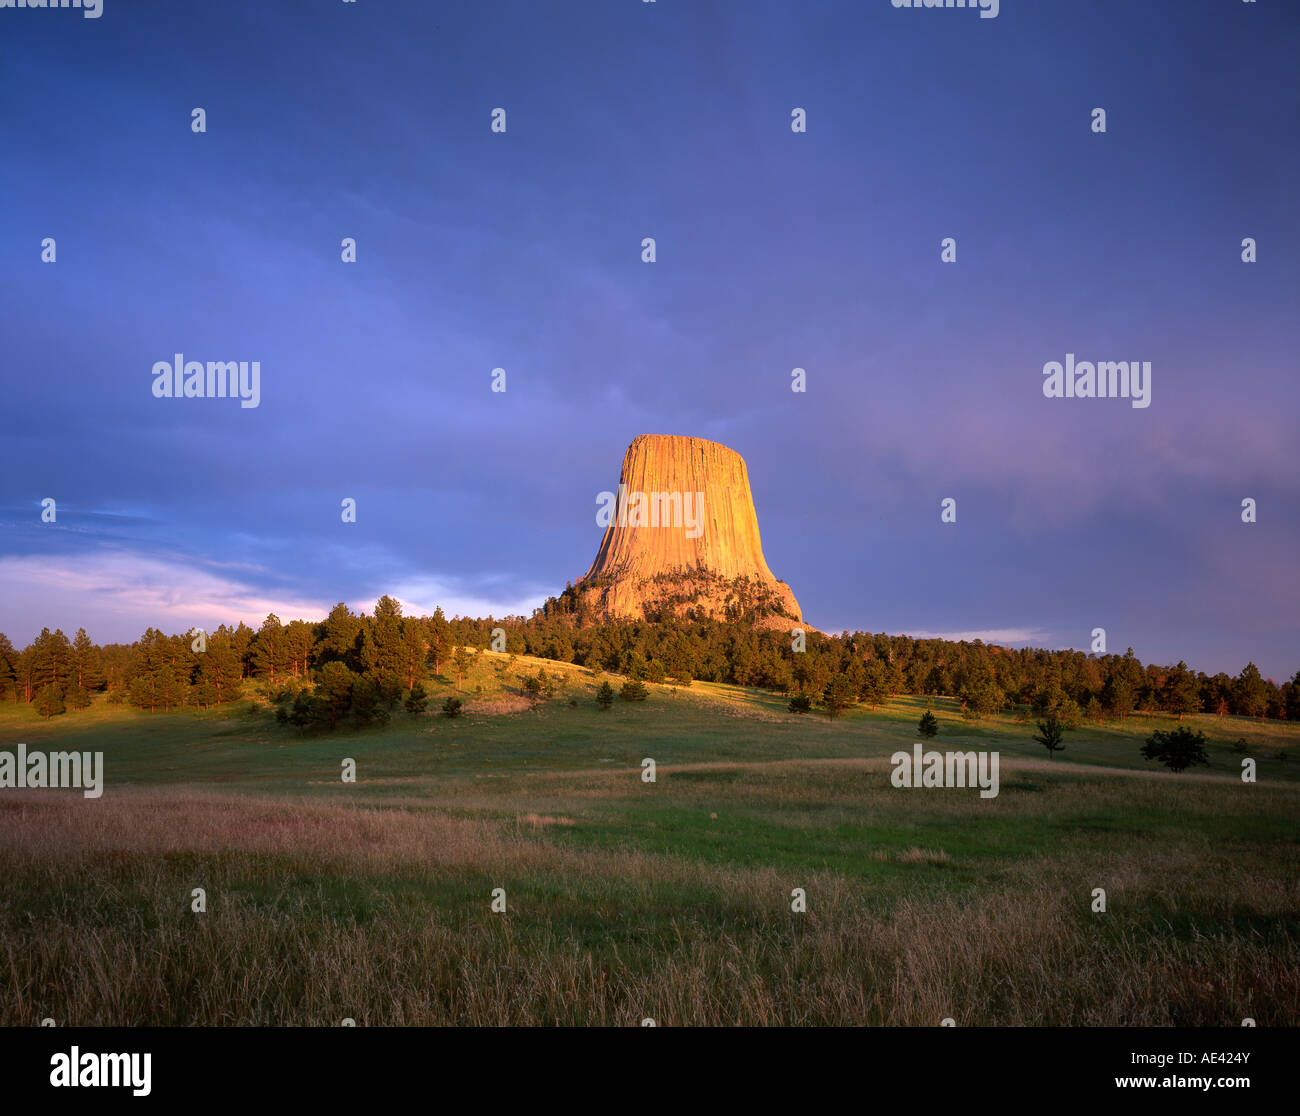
left=574, top=435, right=802, bottom=626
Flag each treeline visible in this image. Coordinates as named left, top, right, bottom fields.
left=490, top=614, right=1297, bottom=723
left=455, top=591, right=1300, bottom=723
left=0, top=598, right=478, bottom=721
left=1, top=593, right=1297, bottom=725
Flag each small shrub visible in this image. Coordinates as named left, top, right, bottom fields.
left=822, top=676, right=858, bottom=720
left=404, top=683, right=428, bottom=716
left=35, top=685, right=66, bottom=720
left=620, top=681, right=649, bottom=703
left=1032, top=716, right=1066, bottom=758
left=1141, top=726, right=1209, bottom=773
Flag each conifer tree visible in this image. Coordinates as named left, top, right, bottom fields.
left=426, top=607, right=451, bottom=676
left=1102, top=675, right=1134, bottom=721
left=401, top=621, right=428, bottom=691
left=822, top=675, right=857, bottom=719
left=315, top=662, right=355, bottom=730
left=404, top=682, right=429, bottom=716
left=0, top=633, right=16, bottom=702
left=70, top=627, right=102, bottom=692
left=1033, top=716, right=1067, bottom=759
left=1161, top=661, right=1199, bottom=720
left=366, top=596, right=406, bottom=690
left=251, top=614, right=289, bottom=685
left=284, top=620, right=315, bottom=680
left=1235, top=663, right=1269, bottom=719
left=317, top=603, right=361, bottom=669
left=35, top=683, right=65, bottom=720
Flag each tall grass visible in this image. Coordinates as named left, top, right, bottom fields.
left=3, top=787, right=1295, bottom=1026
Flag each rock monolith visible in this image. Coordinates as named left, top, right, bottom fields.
left=571, top=435, right=802, bottom=626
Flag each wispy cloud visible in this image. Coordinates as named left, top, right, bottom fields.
left=378, top=576, right=551, bottom=622
left=897, top=627, right=1053, bottom=647
left=0, top=547, right=554, bottom=646
left=0, top=549, right=329, bottom=644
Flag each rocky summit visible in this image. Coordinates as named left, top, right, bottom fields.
left=571, top=435, right=802, bottom=627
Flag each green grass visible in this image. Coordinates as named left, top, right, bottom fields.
left=1, top=656, right=1297, bottom=1026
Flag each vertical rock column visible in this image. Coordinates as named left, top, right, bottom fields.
left=577, top=434, right=802, bottom=622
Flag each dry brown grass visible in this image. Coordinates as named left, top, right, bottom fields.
left=516, top=813, right=576, bottom=829
left=1, top=787, right=1296, bottom=1026
left=463, top=695, right=533, bottom=717
left=874, top=847, right=951, bottom=865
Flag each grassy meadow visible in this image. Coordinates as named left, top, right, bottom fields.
left=1, top=650, right=1297, bottom=1026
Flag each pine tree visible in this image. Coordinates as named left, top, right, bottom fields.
left=1286, top=671, right=1300, bottom=722
left=70, top=628, right=102, bottom=692
left=288, top=690, right=314, bottom=735
left=859, top=659, right=888, bottom=709
left=404, top=682, right=429, bottom=716
left=160, top=633, right=195, bottom=711
left=30, top=628, right=73, bottom=694
left=193, top=675, right=217, bottom=710
left=35, top=683, right=65, bottom=720
left=350, top=674, right=387, bottom=728
left=199, top=627, right=243, bottom=706
left=822, top=675, right=857, bottom=720
left=1141, top=726, right=1210, bottom=773
left=1103, top=676, right=1135, bottom=722
left=961, top=679, right=1003, bottom=720
left=917, top=710, right=939, bottom=738
left=284, top=620, right=315, bottom=680
left=426, top=607, right=451, bottom=676
left=127, top=628, right=167, bottom=711
left=1161, top=661, right=1199, bottom=720
left=251, top=614, right=289, bottom=684
left=401, top=621, right=428, bottom=691
left=365, top=596, right=406, bottom=691
left=620, top=680, right=649, bottom=702
left=1033, top=716, right=1066, bottom=759
left=14, top=645, right=36, bottom=703
left=0, top=633, right=16, bottom=702
left=315, top=662, right=355, bottom=730
left=1235, top=663, right=1269, bottom=719
left=229, top=622, right=255, bottom=680
left=317, top=603, right=361, bottom=669
left=524, top=668, right=554, bottom=703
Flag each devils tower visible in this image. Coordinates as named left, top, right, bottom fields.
left=571, top=435, right=802, bottom=626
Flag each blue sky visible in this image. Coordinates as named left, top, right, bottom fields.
left=1, top=0, right=1296, bottom=680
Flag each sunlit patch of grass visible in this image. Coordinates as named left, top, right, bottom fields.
left=1, top=670, right=1297, bottom=1026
